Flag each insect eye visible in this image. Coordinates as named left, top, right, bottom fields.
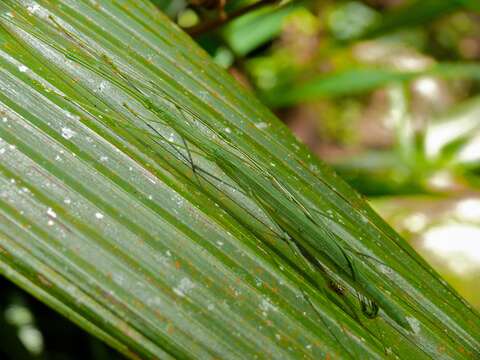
left=328, top=281, right=346, bottom=296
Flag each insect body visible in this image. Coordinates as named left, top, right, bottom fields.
left=360, top=295, right=379, bottom=319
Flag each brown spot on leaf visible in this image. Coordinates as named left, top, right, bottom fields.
left=38, top=274, right=52, bottom=287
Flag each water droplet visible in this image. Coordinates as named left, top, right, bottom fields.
left=259, top=298, right=278, bottom=313
left=46, top=208, right=57, bottom=218
left=98, top=80, right=108, bottom=92
left=61, top=127, right=76, bottom=140
left=173, top=277, right=195, bottom=297
left=406, top=316, right=421, bottom=334
left=255, top=122, right=268, bottom=129
left=27, top=4, right=41, bottom=14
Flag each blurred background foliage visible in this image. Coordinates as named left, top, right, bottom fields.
left=2, top=0, right=480, bottom=358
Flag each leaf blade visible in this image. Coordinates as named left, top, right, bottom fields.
left=0, top=1, right=478, bottom=359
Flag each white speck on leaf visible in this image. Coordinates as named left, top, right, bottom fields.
left=255, top=122, right=268, bottom=129
left=95, top=212, right=104, bottom=220
left=61, top=127, right=76, bottom=140
left=18, top=65, right=28, bottom=73
left=46, top=208, right=57, bottom=218
left=407, top=316, right=421, bottom=334
left=98, top=80, right=108, bottom=92
left=173, top=277, right=195, bottom=297
left=66, top=112, right=80, bottom=121
left=27, top=4, right=41, bottom=14
left=260, top=298, right=278, bottom=313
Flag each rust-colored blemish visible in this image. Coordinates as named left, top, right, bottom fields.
left=133, top=299, right=144, bottom=309
left=174, top=260, right=181, bottom=269
left=155, top=310, right=166, bottom=322
left=38, top=274, right=52, bottom=287
left=125, top=350, right=141, bottom=360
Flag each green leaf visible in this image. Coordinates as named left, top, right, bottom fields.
left=361, top=0, right=465, bottom=39
left=457, top=0, right=480, bottom=11
left=0, top=1, right=479, bottom=359
left=262, top=63, right=480, bottom=106
left=222, top=1, right=301, bottom=55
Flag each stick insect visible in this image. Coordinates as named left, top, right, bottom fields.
left=200, top=142, right=411, bottom=329
left=53, top=25, right=411, bottom=333
left=124, top=80, right=410, bottom=332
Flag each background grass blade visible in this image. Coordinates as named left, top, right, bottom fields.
left=360, top=0, right=467, bottom=39
left=0, top=1, right=479, bottom=359
left=261, top=63, right=480, bottom=107
left=221, top=1, right=302, bottom=56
